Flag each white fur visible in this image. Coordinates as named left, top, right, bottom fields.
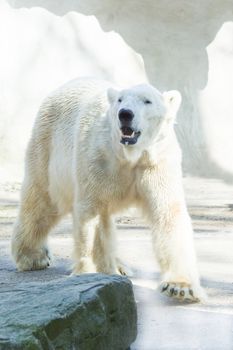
left=11, top=78, right=204, bottom=302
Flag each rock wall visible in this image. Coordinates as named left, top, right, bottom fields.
left=1, top=0, right=233, bottom=182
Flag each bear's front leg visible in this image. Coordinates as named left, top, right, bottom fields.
left=72, top=202, right=97, bottom=275
left=139, top=169, right=205, bottom=302
left=153, top=202, right=204, bottom=301
left=92, top=212, right=131, bottom=275
left=72, top=204, right=120, bottom=275
left=92, top=213, right=119, bottom=274
left=152, top=199, right=204, bottom=302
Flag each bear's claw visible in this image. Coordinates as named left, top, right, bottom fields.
left=159, top=281, right=200, bottom=303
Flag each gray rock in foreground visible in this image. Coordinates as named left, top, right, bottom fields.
left=0, top=274, right=137, bottom=350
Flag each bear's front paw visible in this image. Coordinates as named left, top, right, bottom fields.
left=15, top=246, right=51, bottom=271
left=116, top=257, right=134, bottom=276
left=72, top=257, right=96, bottom=275
left=159, top=281, right=201, bottom=303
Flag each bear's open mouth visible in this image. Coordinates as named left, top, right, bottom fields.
left=120, top=126, right=141, bottom=145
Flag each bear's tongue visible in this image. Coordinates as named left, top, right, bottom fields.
left=121, top=126, right=134, bottom=137
left=120, top=127, right=141, bottom=145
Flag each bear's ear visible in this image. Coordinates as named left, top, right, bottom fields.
left=163, top=90, right=182, bottom=121
left=107, top=88, right=119, bottom=104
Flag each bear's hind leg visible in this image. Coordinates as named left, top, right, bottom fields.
left=12, top=183, right=60, bottom=271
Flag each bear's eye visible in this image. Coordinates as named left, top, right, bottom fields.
left=144, top=99, right=152, bottom=104
left=118, top=98, right=122, bottom=103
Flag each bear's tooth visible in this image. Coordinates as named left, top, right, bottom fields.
left=126, top=133, right=134, bottom=139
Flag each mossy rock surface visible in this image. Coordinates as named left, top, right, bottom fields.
left=0, top=274, right=137, bottom=350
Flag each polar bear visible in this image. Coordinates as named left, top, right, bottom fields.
left=12, top=78, right=204, bottom=302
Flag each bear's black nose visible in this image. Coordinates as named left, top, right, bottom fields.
left=118, top=109, right=134, bottom=123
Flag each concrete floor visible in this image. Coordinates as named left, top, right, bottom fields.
left=0, top=177, right=233, bottom=349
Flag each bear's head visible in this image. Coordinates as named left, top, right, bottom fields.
left=107, top=83, right=181, bottom=161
